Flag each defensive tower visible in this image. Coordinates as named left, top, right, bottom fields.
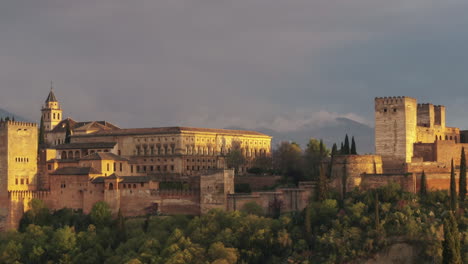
left=41, top=85, right=62, bottom=131
left=375, top=96, right=417, bottom=171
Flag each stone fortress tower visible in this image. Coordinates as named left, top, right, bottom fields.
left=375, top=96, right=417, bottom=171
left=331, top=96, right=467, bottom=194
left=41, top=86, right=63, bottom=131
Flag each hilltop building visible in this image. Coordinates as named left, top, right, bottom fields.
left=0, top=89, right=315, bottom=231
left=330, top=96, right=467, bottom=194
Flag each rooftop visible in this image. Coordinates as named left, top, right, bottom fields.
left=73, top=126, right=271, bottom=138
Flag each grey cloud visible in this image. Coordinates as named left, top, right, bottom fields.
left=1, top=0, right=468, bottom=130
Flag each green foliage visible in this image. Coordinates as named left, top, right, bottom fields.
left=225, top=148, right=246, bottom=175
left=38, top=116, right=45, bottom=145
left=420, top=170, right=427, bottom=197
left=5, top=184, right=467, bottom=264
left=273, top=141, right=304, bottom=183
left=90, top=202, right=112, bottom=227
left=241, top=202, right=264, bottom=216
left=450, top=159, right=458, bottom=211
left=442, top=212, right=462, bottom=264
left=350, top=136, right=357, bottom=155
left=460, top=147, right=467, bottom=203
left=303, top=138, right=330, bottom=180
left=343, top=134, right=350, bottom=155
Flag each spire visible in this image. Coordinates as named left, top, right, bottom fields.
left=45, top=82, right=58, bottom=103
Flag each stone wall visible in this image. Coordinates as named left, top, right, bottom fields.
left=361, top=173, right=416, bottom=193
left=330, top=155, right=383, bottom=193
left=200, top=169, right=235, bottom=213
left=227, top=181, right=315, bottom=215
left=234, top=175, right=282, bottom=191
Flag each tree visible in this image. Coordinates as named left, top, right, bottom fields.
left=38, top=116, right=46, bottom=146
left=450, top=159, right=458, bottom=211
left=459, top=147, right=467, bottom=203
left=343, top=134, right=350, bottom=155
left=350, top=136, right=357, bottom=155
left=340, top=142, right=344, bottom=154
left=272, top=141, right=303, bottom=183
left=64, top=121, right=72, bottom=144
left=317, top=164, right=328, bottom=201
left=225, top=149, right=246, bottom=175
left=442, top=212, right=462, bottom=264
left=90, top=201, right=112, bottom=227
left=250, top=155, right=273, bottom=174
left=374, top=192, right=380, bottom=229
left=208, top=242, right=238, bottom=264
left=331, top=143, right=338, bottom=156
left=420, top=170, right=427, bottom=198
left=241, top=202, right=264, bottom=216
left=303, top=138, right=330, bottom=180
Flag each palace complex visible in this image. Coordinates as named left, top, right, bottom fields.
left=330, top=96, right=467, bottom=195
left=0, top=92, right=465, bottom=231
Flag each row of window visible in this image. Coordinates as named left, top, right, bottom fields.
left=187, top=165, right=214, bottom=171
left=131, top=165, right=175, bottom=173
left=135, top=145, right=176, bottom=156
left=136, top=137, right=175, bottom=143
left=436, top=135, right=458, bottom=142
left=15, top=157, right=30, bottom=163
left=15, top=178, right=30, bottom=185
left=43, top=112, right=61, bottom=121
left=107, top=162, right=124, bottom=172
left=60, top=149, right=110, bottom=159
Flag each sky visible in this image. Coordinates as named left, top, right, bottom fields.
left=2, top=0, right=468, bottom=131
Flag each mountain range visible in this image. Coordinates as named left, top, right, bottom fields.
left=227, top=117, right=375, bottom=154
left=0, top=108, right=30, bottom=122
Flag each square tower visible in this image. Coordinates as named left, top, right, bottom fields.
left=375, top=97, right=417, bottom=170
left=0, top=121, right=38, bottom=193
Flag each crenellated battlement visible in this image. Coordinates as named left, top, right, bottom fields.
left=375, top=96, right=416, bottom=105
left=0, top=121, right=37, bottom=128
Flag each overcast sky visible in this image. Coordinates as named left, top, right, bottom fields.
left=2, top=0, right=468, bottom=131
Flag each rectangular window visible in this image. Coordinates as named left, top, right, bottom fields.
left=170, top=165, right=174, bottom=171
left=131, top=165, right=134, bottom=173
left=150, top=166, right=154, bottom=171
left=107, top=163, right=110, bottom=171
left=163, top=165, right=167, bottom=171
left=120, top=163, right=123, bottom=171
left=114, top=162, right=116, bottom=172
left=157, top=165, right=161, bottom=171
left=20, top=179, right=24, bottom=185
left=15, top=179, right=18, bottom=185
left=48, top=164, right=52, bottom=170
left=143, top=166, right=147, bottom=172
left=137, top=166, right=140, bottom=172
left=187, top=166, right=190, bottom=170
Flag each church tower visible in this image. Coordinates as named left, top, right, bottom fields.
left=41, top=85, right=63, bottom=131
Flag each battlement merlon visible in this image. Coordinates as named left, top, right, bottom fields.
left=0, top=121, right=38, bottom=128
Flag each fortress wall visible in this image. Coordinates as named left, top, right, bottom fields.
left=234, top=175, right=282, bottom=191
left=331, top=155, right=383, bottom=192
left=200, top=170, right=234, bottom=214
left=413, top=143, right=436, bottom=162
left=361, top=174, right=416, bottom=193
left=434, top=141, right=468, bottom=166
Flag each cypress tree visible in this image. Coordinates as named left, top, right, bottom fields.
left=350, top=136, right=357, bottom=155
left=374, top=192, right=380, bottom=229
left=64, top=122, right=72, bottom=144
left=318, top=164, right=328, bottom=201
left=450, top=159, right=458, bottom=211
left=343, top=135, right=350, bottom=155
left=38, top=116, right=46, bottom=145
left=459, top=147, right=467, bottom=203
left=331, top=143, right=338, bottom=156
left=420, top=170, right=427, bottom=198
left=442, top=212, right=462, bottom=264
left=340, top=142, right=344, bottom=154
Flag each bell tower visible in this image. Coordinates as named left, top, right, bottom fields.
left=41, top=83, right=63, bottom=131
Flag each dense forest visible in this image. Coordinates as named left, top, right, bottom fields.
left=0, top=183, right=466, bottom=264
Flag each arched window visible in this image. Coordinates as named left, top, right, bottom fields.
left=435, top=135, right=438, bottom=141
left=109, top=183, right=114, bottom=190
left=133, top=184, right=137, bottom=188
left=68, top=151, right=74, bottom=159
left=450, top=136, right=453, bottom=140
left=123, top=184, right=126, bottom=189
left=445, top=135, right=448, bottom=140
left=61, top=151, right=67, bottom=159
left=75, top=151, right=80, bottom=158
